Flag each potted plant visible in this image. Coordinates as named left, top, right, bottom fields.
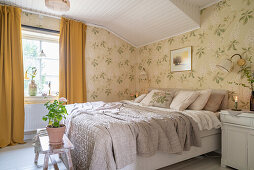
left=42, top=97, right=68, bottom=144
left=229, top=62, right=254, bottom=110
left=238, top=65, right=254, bottom=111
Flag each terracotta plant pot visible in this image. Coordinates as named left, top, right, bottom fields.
left=46, top=125, right=66, bottom=144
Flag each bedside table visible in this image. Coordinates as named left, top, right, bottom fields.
left=220, top=110, right=254, bottom=170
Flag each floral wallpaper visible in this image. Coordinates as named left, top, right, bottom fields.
left=21, top=12, right=60, bottom=31
left=135, top=0, right=254, bottom=109
left=85, top=26, right=137, bottom=102
left=21, top=0, right=254, bottom=109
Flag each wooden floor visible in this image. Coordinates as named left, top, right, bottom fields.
left=0, top=140, right=234, bottom=170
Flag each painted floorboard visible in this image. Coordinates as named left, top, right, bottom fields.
left=0, top=140, right=234, bottom=170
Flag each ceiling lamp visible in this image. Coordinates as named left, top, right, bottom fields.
left=45, top=0, right=70, bottom=12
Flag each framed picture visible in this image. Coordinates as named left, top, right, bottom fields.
left=170, top=46, right=192, bottom=72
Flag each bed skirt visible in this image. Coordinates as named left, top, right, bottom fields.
left=121, top=129, right=221, bottom=170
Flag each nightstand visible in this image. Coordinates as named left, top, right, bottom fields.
left=220, top=110, right=254, bottom=170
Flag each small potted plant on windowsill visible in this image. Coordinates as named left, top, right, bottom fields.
left=42, top=97, right=68, bottom=144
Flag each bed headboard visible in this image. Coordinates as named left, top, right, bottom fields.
left=147, top=88, right=229, bottom=110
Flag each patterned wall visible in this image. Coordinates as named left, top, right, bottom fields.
left=21, top=12, right=60, bottom=31
left=135, top=0, right=254, bottom=109
left=85, top=27, right=136, bottom=102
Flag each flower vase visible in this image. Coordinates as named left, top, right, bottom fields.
left=29, top=80, right=37, bottom=96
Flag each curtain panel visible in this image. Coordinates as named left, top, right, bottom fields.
left=59, top=18, right=87, bottom=104
left=0, top=5, right=24, bottom=148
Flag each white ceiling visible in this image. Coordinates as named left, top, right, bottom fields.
left=0, top=0, right=220, bottom=47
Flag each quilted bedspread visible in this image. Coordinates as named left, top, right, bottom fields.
left=64, top=101, right=204, bottom=170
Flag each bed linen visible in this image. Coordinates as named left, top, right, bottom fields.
left=64, top=101, right=221, bottom=170
left=123, top=100, right=221, bottom=131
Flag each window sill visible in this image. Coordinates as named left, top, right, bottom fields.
left=24, top=95, right=58, bottom=104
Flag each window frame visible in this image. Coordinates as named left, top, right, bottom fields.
left=22, top=27, right=60, bottom=102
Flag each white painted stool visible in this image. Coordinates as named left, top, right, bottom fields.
left=39, top=134, right=74, bottom=170
left=33, top=129, right=74, bottom=170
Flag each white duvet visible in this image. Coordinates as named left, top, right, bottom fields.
left=122, top=100, right=221, bottom=131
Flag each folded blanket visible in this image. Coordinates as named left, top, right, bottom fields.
left=64, top=101, right=217, bottom=170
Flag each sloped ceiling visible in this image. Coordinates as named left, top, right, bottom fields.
left=0, top=0, right=221, bottom=47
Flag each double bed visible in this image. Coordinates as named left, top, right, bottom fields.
left=61, top=88, right=227, bottom=170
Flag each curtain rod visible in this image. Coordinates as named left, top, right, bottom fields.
left=22, top=24, right=60, bottom=34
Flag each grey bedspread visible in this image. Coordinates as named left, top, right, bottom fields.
left=64, top=101, right=201, bottom=170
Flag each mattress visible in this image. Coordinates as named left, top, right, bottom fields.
left=200, top=128, right=221, bottom=137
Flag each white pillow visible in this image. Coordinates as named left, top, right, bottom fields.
left=140, top=89, right=162, bottom=105
left=170, top=90, right=199, bottom=111
left=134, top=94, right=147, bottom=103
left=188, top=89, right=212, bottom=110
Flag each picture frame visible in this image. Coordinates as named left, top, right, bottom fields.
left=170, top=46, right=192, bottom=72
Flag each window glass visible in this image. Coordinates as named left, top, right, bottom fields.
left=22, top=30, right=59, bottom=96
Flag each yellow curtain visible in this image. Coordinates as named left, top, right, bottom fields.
left=59, top=18, right=87, bottom=104
left=0, top=5, right=24, bottom=148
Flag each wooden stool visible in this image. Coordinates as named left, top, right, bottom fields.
left=39, top=134, right=74, bottom=170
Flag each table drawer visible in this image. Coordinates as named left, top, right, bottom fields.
left=221, top=114, right=253, bottom=127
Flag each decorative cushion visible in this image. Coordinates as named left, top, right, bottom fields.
left=188, top=89, right=212, bottom=110
left=140, top=89, right=162, bottom=105
left=219, top=90, right=229, bottom=109
left=148, top=91, right=174, bottom=108
left=204, top=90, right=226, bottom=112
left=134, top=94, right=147, bottom=103
left=170, top=90, right=199, bottom=111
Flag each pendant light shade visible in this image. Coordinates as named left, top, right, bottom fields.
left=39, top=50, right=46, bottom=58
left=45, top=0, right=70, bottom=11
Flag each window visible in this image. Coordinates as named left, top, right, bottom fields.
left=22, top=29, right=59, bottom=96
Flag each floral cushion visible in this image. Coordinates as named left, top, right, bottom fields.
left=140, top=89, right=162, bottom=105
left=148, top=91, right=174, bottom=108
